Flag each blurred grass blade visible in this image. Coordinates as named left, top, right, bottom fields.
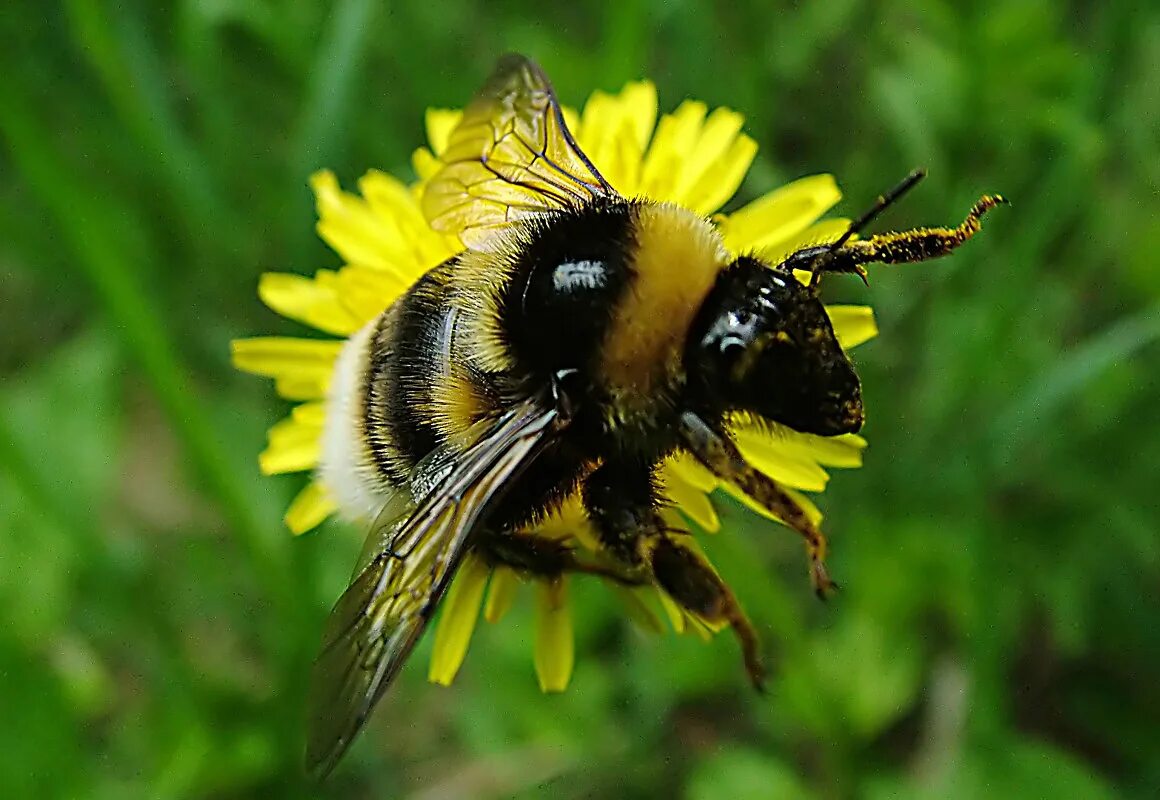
left=64, top=0, right=230, bottom=243
left=0, top=421, right=78, bottom=542
left=284, top=0, right=377, bottom=257
left=292, top=0, right=377, bottom=175
left=0, top=85, right=287, bottom=608
left=992, top=303, right=1160, bottom=468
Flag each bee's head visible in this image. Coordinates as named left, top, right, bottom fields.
left=686, top=256, right=863, bottom=436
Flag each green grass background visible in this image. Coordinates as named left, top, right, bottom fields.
left=2, top=2, right=1158, bottom=797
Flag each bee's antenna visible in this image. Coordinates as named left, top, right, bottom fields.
left=834, top=168, right=927, bottom=252
left=809, top=168, right=927, bottom=288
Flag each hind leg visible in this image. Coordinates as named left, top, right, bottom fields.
left=473, top=526, right=643, bottom=586
left=582, top=459, right=767, bottom=689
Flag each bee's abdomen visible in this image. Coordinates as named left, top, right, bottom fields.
left=320, top=260, right=470, bottom=520
left=364, top=264, right=464, bottom=477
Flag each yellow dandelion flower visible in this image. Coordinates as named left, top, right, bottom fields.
left=233, top=75, right=878, bottom=693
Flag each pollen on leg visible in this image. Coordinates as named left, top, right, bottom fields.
left=841, top=192, right=1009, bottom=267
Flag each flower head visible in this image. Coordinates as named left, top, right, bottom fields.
left=233, top=77, right=877, bottom=692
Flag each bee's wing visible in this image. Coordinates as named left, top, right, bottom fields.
left=305, top=399, right=566, bottom=778
left=422, top=53, right=619, bottom=248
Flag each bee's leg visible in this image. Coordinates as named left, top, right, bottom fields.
left=679, top=412, right=837, bottom=599
left=649, top=533, right=767, bottom=691
left=821, top=194, right=1007, bottom=278
left=582, top=459, right=766, bottom=690
left=474, top=528, right=644, bottom=586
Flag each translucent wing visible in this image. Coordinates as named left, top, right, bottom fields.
left=422, top=53, right=619, bottom=248
left=305, top=399, right=565, bottom=777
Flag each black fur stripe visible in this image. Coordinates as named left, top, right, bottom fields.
left=499, top=200, right=636, bottom=382
left=364, top=261, right=458, bottom=482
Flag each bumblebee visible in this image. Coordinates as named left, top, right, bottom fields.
left=306, top=53, right=1004, bottom=775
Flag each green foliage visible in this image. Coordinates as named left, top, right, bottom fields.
left=1, top=1, right=1156, bottom=797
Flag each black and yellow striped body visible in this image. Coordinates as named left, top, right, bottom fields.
left=333, top=198, right=729, bottom=532
left=303, top=54, right=1007, bottom=776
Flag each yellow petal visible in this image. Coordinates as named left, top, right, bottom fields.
left=656, top=588, right=687, bottom=634
left=428, top=554, right=490, bottom=686
left=311, top=171, right=430, bottom=277
left=578, top=91, right=636, bottom=192
left=533, top=496, right=601, bottom=552
left=683, top=133, right=758, bottom=216
left=311, top=170, right=394, bottom=269
left=604, top=120, right=646, bottom=198
left=291, top=401, right=327, bottom=427
left=670, top=107, right=755, bottom=214
left=666, top=453, right=719, bottom=493
left=561, top=105, right=581, bottom=141
left=259, top=413, right=322, bottom=475
left=687, top=107, right=746, bottom=170
left=284, top=481, right=337, bottom=535
left=273, top=375, right=330, bottom=401
left=532, top=496, right=584, bottom=539
left=578, top=90, right=617, bottom=150
left=723, top=482, right=824, bottom=527
left=770, top=217, right=851, bottom=258
left=731, top=416, right=867, bottom=472
left=579, top=81, right=658, bottom=196
left=787, top=486, right=825, bottom=527
left=358, top=169, right=424, bottom=224
left=534, top=578, right=574, bottom=692
left=332, top=265, right=405, bottom=326
left=776, top=431, right=867, bottom=469
left=659, top=507, right=693, bottom=535
left=359, top=169, right=455, bottom=268
left=660, top=463, right=720, bottom=532
left=827, top=305, right=878, bottom=350
left=258, top=271, right=360, bottom=336
left=719, top=174, right=842, bottom=254
left=757, top=218, right=854, bottom=274
left=412, top=147, right=443, bottom=182
left=425, top=108, right=462, bottom=155
left=733, top=428, right=831, bottom=492
left=262, top=412, right=321, bottom=470
left=639, top=100, right=708, bottom=202
left=483, top=566, right=520, bottom=624
left=569, top=518, right=602, bottom=553
left=580, top=81, right=658, bottom=154
left=231, top=337, right=341, bottom=383
left=620, top=80, right=659, bottom=152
